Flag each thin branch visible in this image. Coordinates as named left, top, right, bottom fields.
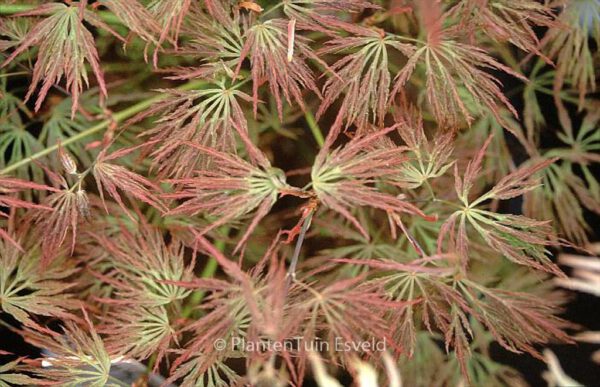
left=285, top=209, right=314, bottom=289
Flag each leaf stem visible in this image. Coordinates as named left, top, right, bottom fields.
left=0, top=71, right=29, bottom=78
left=282, top=163, right=318, bottom=287
left=260, top=1, right=285, bottom=19
left=305, top=110, right=325, bottom=148
left=0, top=80, right=207, bottom=175
left=0, top=4, right=38, bottom=14
left=534, top=85, right=581, bottom=106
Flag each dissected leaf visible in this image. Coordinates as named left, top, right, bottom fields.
left=1, top=3, right=122, bottom=117
left=236, top=18, right=323, bottom=118
left=0, top=355, right=40, bottom=387
left=24, top=310, right=115, bottom=386
left=391, top=9, right=527, bottom=127
left=0, top=239, right=78, bottom=327
left=438, top=137, right=562, bottom=274
left=312, top=127, right=433, bottom=240
left=544, top=0, right=600, bottom=106
left=317, top=32, right=414, bottom=134
left=448, top=0, right=557, bottom=59
left=165, top=140, right=293, bottom=252
left=89, top=223, right=194, bottom=305
left=93, top=145, right=165, bottom=219
left=135, top=81, right=251, bottom=178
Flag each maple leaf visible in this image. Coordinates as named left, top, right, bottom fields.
left=0, top=176, right=56, bottom=210
left=0, top=124, right=44, bottom=188
left=24, top=310, right=115, bottom=386
left=0, top=17, right=31, bottom=53
left=390, top=1, right=527, bottom=127
left=165, top=140, right=294, bottom=253
left=20, top=155, right=90, bottom=263
left=89, top=223, right=194, bottom=306
left=163, top=236, right=268, bottom=386
left=311, top=127, right=433, bottom=240
left=295, top=274, right=405, bottom=364
left=283, top=0, right=378, bottom=34
left=97, top=0, right=161, bottom=48
left=437, top=136, right=562, bottom=274
left=235, top=18, right=323, bottom=118
left=317, top=32, right=414, bottom=134
left=168, top=1, right=244, bottom=80
left=100, top=304, right=176, bottom=370
left=521, top=60, right=555, bottom=143
left=444, top=306, right=473, bottom=378
left=523, top=109, right=600, bottom=244
left=0, top=3, right=122, bottom=117
left=38, top=90, right=114, bottom=175
left=32, top=189, right=88, bottom=264
left=393, top=36, right=527, bottom=126
left=448, top=0, right=557, bottom=59
left=173, top=237, right=395, bottom=385
left=338, top=255, right=460, bottom=356
left=391, top=104, right=454, bottom=189
left=0, top=353, right=41, bottom=387
left=457, top=279, right=572, bottom=358
left=0, top=79, right=44, bottom=187
left=0, top=239, right=79, bottom=327
left=135, top=81, right=252, bottom=179
left=93, top=144, right=165, bottom=220
left=461, top=109, right=529, bottom=185
left=543, top=0, right=600, bottom=106
left=441, top=320, right=530, bottom=387
left=148, top=0, right=192, bottom=54
left=167, top=354, right=240, bottom=387
left=524, top=162, right=600, bottom=245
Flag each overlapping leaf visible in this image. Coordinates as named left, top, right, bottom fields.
left=1, top=3, right=122, bottom=117
left=169, top=1, right=243, bottom=80
left=392, top=104, right=454, bottom=189
left=0, top=353, right=40, bottom=387
left=135, top=81, right=251, bottom=178
left=318, top=32, right=414, bottom=133
left=0, top=240, right=78, bottom=327
left=24, top=311, right=114, bottom=386
left=236, top=18, right=323, bottom=118
left=524, top=110, right=600, bottom=244
left=101, top=304, right=176, bottom=369
left=544, top=0, right=600, bottom=106
left=283, top=0, right=377, bottom=34
left=448, top=0, right=557, bottom=59
left=93, top=144, right=165, bottom=219
left=312, top=127, right=433, bottom=240
left=438, top=136, right=561, bottom=274
left=390, top=1, right=527, bottom=127
left=165, top=139, right=294, bottom=252
left=90, top=223, right=193, bottom=306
